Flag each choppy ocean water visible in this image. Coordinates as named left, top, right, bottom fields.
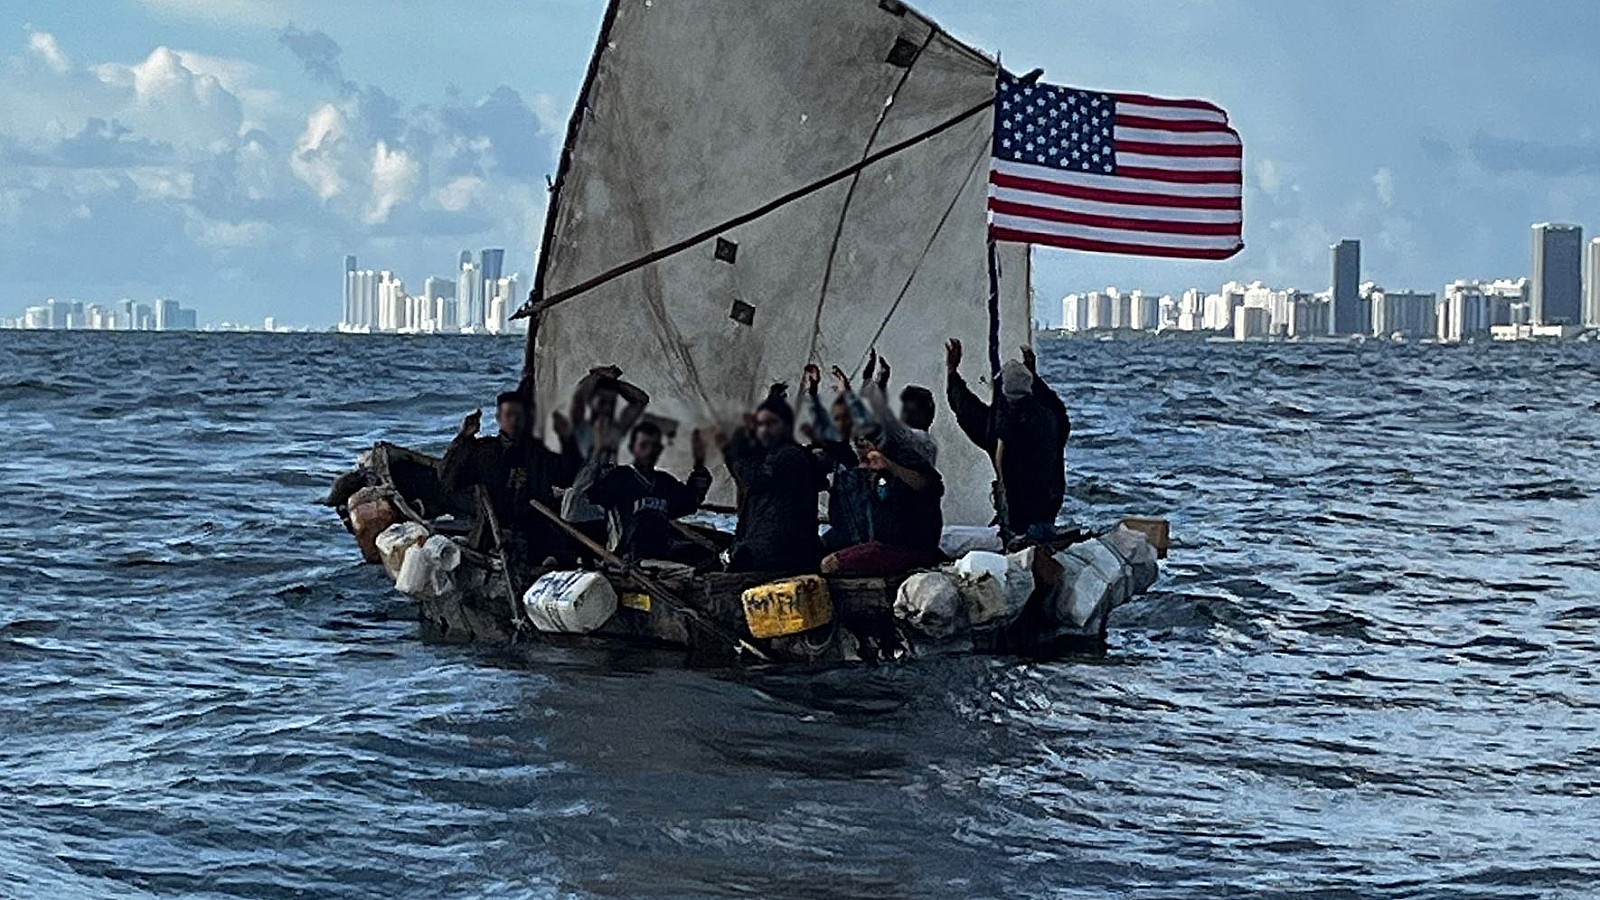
left=2, top=330, right=1597, bottom=899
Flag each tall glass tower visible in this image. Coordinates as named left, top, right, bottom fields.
left=1531, top=223, right=1583, bottom=325
left=1330, top=239, right=1362, bottom=335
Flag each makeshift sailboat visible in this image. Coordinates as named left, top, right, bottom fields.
left=330, top=0, right=1212, bottom=663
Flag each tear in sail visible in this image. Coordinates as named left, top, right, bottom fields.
left=530, top=0, right=1031, bottom=526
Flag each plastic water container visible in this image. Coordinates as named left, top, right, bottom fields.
left=375, top=521, right=428, bottom=580
left=523, top=571, right=619, bottom=634
left=740, top=575, right=833, bottom=639
left=395, top=535, right=463, bottom=598
left=952, top=551, right=1008, bottom=582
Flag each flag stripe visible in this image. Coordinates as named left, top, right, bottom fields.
left=991, top=170, right=1242, bottom=210
left=1115, top=165, right=1242, bottom=185
left=1116, top=139, right=1242, bottom=158
left=1117, top=152, right=1243, bottom=172
left=1113, top=93, right=1227, bottom=115
left=992, top=160, right=1241, bottom=196
left=991, top=226, right=1243, bottom=260
left=989, top=185, right=1241, bottom=223
left=989, top=198, right=1243, bottom=236
left=1115, top=126, right=1242, bottom=146
left=1115, top=115, right=1237, bottom=134
left=989, top=215, right=1240, bottom=250
left=1115, top=102, right=1228, bottom=125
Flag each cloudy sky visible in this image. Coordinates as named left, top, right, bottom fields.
left=4, top=0, right=1598, bottom=326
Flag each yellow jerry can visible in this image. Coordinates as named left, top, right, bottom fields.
left=740, top=575, right=834, bottom=639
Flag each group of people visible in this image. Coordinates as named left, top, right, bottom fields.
left=439, top=340, right=1071, bottom=580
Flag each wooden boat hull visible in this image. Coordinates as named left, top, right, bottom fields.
left=332, top=442, right=1153, bottom=664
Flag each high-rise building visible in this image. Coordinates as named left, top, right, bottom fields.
left=1586, top=238, right=1600, bottom=328
left=1531, top=223, right=1582, bottom=325
left=343, top=254, right=357, bottom=326
left=154, top=298, right=181, bottom=331
left=1288, top=293, right=1329, bottom=338
left=1368, top=288, right=1437, bottom=339
left=1060, top=294, right=1088, bottom=332
left=1085, top=291, right=1112, bottom=330
left=1233, top=307, right=1268, bottom=341
left=479, top=248, right=504, bottom=310
left=1331, top=239, right=1363, bottom=335
left=487, top=274, right=521, bottom=334
left=1177, top=289, right=1203, bottom=331
left=458, top=260, right=482, bottom=330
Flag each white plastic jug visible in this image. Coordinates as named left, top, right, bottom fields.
left=375, top=521, right=428, bottom=580
left=522, top=571, right=619, bottom=634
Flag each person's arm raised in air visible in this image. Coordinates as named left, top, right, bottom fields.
left=612, top=377, right=651, bottom=435
left=944, top=338, right=995, bottom=454
left=669, top=429, right=715, bottom=517
left=440, top=408, right=483, bottom=490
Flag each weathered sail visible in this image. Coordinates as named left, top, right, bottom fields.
left=531, top=0, right=1032, bottom=526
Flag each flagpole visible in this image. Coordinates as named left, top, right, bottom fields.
left=986, top=235, right=1003, bottom=378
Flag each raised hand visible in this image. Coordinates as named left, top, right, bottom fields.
left=802, top=363, right=822, bottom=397
left=590, top=364, right=624, bottom=380
left=876, top=356, right=891, bottom=389
left=1021, top=345, right=1037, bottom=374
left=945, top=338, right=963, bottom=374
left=863, top=348, right=878, bottom=385
left=459, top=408, right=482, bottom=438
left=691, top=428, right=708, bottom=466
left=551, top=410, right=573, bottom=438
left=830, top=365, right=852, bottom=394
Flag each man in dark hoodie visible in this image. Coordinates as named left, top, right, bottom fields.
left=586, top=421, right=712, bottom=561
left=945, top=339, right=1071, bottom=542
left=441, top=390, right=584, bottom=566
left=718, top=387, right=827, bottom=573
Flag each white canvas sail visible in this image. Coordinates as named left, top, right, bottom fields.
left=531, top=0, right=1033, bottom=526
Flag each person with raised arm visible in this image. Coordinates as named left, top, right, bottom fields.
left=945, top=339, right=1071, bottom=543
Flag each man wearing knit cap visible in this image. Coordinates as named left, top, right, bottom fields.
left=716, top=385, right=827, bottom=573
left=945, top=339, right=1071, bottom=543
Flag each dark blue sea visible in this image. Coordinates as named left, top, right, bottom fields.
left=2, top=331, right=1597, bottom=899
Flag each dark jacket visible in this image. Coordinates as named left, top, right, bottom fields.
left=587, top=463, right=712, bottom=560
left=811, top=439, right=875, bottom=550
left=947, top=370, right=1070, bottom=532
left=869, top=450, right=945, bottom=552
left=724, top=431, right=826, bottom=573
left=441, top=431, right=582, bottom=555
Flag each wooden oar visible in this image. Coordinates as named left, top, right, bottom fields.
left=476, top=486, right=527, bottom=626
left=527, top=498, right=769, bottom=662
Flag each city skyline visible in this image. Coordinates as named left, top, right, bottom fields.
left=1055, top=218, right=1600, bottom=342
left=338, top=247, right=526, bottom=335
left=1, top=3, right=1598, bottom=325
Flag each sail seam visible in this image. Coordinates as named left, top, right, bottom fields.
left=858, top=142, right=989, bottom=366
left=805, top=27, right=937, bottom=363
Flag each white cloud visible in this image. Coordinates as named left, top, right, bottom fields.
left=365, top=140, right=419, bottom=224
left=435, top=175, right=485, bottom=212
left=0, top=27, right=558, bottom=324
left=290, top=103, right=347, bottom=200
left=26, top=30, right=70, bottom=73
left=1372, top=167, right=1396, bottom=207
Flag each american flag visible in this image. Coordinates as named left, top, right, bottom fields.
left=988, top=71, right=1243, bottom=259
